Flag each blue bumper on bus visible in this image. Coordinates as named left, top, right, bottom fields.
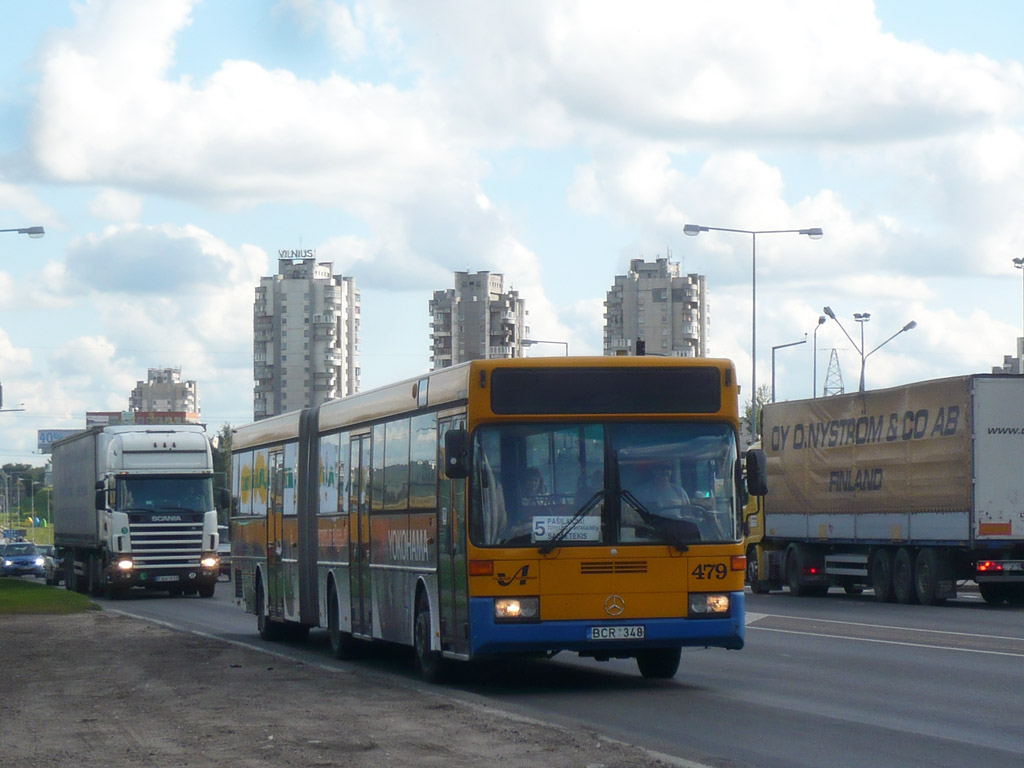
left=468, top=591, right=745, bottom=657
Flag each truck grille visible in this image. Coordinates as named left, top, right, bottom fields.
left=128, top=514, right=205, bottom=570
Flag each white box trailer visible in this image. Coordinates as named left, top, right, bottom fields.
left=744, top=375, right=1024, bottom=605
left=52, top=425, right=224, bottom=598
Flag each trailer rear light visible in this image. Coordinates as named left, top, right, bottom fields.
left=977, top=561, right=1003, bottom=573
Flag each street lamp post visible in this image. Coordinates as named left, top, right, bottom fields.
left=813, top=315, right=826, bottom=397
left=824, top=306, right=917, bottom=392
left=1013, top=257, right=1024, bottom=342
left=521, top=338, right=569, bottom=356
left=0, top=226, right=44, bottom=238
left=853, top=312, right=871, bottom=392
left=684, top=224, right=822, bottom=432
left=771, top=336, right=807, bottom=402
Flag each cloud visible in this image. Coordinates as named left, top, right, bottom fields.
left=89, top=188, right=144, bottom=222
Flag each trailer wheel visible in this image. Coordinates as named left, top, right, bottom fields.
left=893, top=548, right=918, bottom=604
left=978, top=583, right=1009, bottom=605
left=913, top=548, right=946, bottom=605
left=636, top=648, right=681, bottom=679
left=746, top=545, right=770, bottom=594
left=870, top=549, right=895, bottom=602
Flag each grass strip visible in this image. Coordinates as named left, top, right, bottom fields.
left=0, top=578, right=97, bottom=615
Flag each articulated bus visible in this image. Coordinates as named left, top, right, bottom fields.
left=230, top=356, right=766, bottom=681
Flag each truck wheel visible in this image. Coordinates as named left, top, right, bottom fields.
left=786, top=547, right=808, bottom=596
left=913, top=548, right=946, bottom=605
left=746, top=545, right=770, bottom=594
left=870, top=549, right=895, bottom=602
left=636, top=648, right=681, bottom=679
left=892, top=548, right=918, bottom=604
left=198, top=583, right=216, bottom=598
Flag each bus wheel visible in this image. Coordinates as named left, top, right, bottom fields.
left=870, top=549, right=895, bottom=603
left=746, top=546, right=770, bottom=594
left=893, top=548, right=918, bottom=604
left=636, top=648, right=680, bottom=679
left=256, top=580, right=285, bottom=641
left=328, top=584, right=357, bottom=659
left=414, top=593, right=445, bottom=683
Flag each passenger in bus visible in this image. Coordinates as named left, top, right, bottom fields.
left=634, top=461, right=690, bottom=512
left=521, top=467, right=545, bottom=500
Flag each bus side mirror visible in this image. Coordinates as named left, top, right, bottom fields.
left=444, top=429, right=469, bottom=479
left=745, top=449, right=768, bottom=497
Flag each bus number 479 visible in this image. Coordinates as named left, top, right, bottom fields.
left=692, top=563, right=727, bottom=580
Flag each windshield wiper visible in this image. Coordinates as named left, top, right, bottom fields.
left=619, top=490, right=690, bottom=552
left=538, top=491, right=605, bottom=555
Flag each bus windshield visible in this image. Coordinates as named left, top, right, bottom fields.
left=470, top=422, right=739, bottom=548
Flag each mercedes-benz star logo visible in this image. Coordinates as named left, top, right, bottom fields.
left=604, top=594, right=625, bottom=616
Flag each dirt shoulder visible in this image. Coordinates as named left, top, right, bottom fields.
left=0, top=611, right=670, bottom=767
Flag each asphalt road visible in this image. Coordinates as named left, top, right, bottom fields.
left=89, top=580, right=1024, bottom=768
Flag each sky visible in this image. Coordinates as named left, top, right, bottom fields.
left=2, top=0, right=1024, bottom=468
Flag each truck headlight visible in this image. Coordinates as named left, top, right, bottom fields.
left=494, top=596, right=540, bottom=622
left=201, top=556, right=219, bottom=570
left=116, top=558, right=134, bottom=571
left=688, top=593, right=730, bottom=617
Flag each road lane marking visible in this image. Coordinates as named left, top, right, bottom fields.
left=747, top=626, right=1024, bottom=657
left=749, top=612, right=1023, bottom=642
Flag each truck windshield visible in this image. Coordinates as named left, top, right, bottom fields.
left=469, top=422, right=739, bottom=547
left=117, top=477, right=214, bottom=514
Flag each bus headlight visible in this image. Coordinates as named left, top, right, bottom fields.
left=688, top=593, right=730, bottom=617
left=494, top=596, right=540, bottom=622
left=201, top=556, right=219, bottom=570
left=116, top=558, right=134, bottom=571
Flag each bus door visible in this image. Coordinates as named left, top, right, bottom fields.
left=348, top=433, right=372, bottom=637
left=266, top=448, right=285, bottom=621
left=438, top=414, right=469, bottom=656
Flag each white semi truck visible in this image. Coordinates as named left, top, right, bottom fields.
left=744, top=374, right=1024, bottom=605
left=52, top=425, right=223, bottom=598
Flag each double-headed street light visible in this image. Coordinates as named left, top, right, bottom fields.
left=684, top=224, right=822, bottom=432
left=824, top=306, right=917, bottom=392
left=0, top=226, right=44, bottom=238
